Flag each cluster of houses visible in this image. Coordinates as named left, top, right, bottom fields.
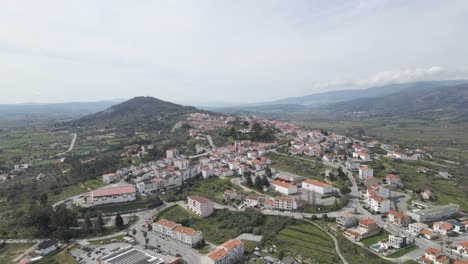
left=206, top=239, right=245, bottom=264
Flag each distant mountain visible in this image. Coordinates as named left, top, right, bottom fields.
left=326, top=84, right=468, bottom=121
left=0, top=100, right=123, bottom=128
left=73, top=96, right=198, bottom=129
left=268, top=80, right=468, bottom=106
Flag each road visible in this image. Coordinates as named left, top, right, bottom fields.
left=57, top=132, right=77, bottom=156
left=206, top=135, right=215, bottom=149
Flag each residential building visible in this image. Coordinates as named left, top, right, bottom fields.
left=369, top=193, right=390, bottom=213
left=87, top=186, right=136, bottom=206
left=388, top=235, right=412, bottom=249
left=457, top=241, right=468, bottom=254
left=364, top=176, right=380, bottom=187
left=271, top=180, right=298, bottom=195
left=409, top=223, right=429, bottom=236
left=420, top=229, right=437, bottom=240
left=102, top=173, right=120, bottom=184
left=275, top=173, right=304, bottom=186
left=153, top=219, right=203, bottom=247
left=166, top=148, right=179, bottom=159
left=336, top=212, right=358, bottom=229
left=345, top=218, right=380, bottom=241
left=419, top=248, right=449, bottom=264
left=385, top=174, right=401, bottom=185
left=274, top=196, right=297, bottom=211
left=359, top=165, right=373, bottom=180
left=346, top=160, right=360, bottom=171
left=408, top=203, right=459, bottom=222
left=433, top=222, right=454, bottom=236
left=387, top=210, right=412, bottom=227
left=187, top=196, right=214, bottom=217
left=447, top=220, right=466, bottom=234
left=35, top=239, right=59, bottom=256
left=207, top=239, right=244, bottom=264
left=302, top=179, right=333, bottom=195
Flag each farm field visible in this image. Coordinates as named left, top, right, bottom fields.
left=0, top=243, right=34, bottom=264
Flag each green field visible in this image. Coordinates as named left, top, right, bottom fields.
left=36, top=245, right=78, bottom=264
left=0, top=243, right=34, bottom=264
left=361, top=230, right=390, bottom=247
left=0, top=130, right=71, bottom=166
left=265, top=223, right=338, bottom=263
left=269, top=154, right=332, bottom=180
left=156, top=205, right=289, bottom=245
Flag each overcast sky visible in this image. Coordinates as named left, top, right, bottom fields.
left=1, top=0, right=468, bottom=104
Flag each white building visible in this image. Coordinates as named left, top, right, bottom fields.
left=187, top=196, right=214, bottom=217
left=88, top=186, right=136, bottom=206
left=102, top=173, right=120, bottom=184
left=153, top=219, right=203, bottom=247
left=207, top=239, right=244, bottom=264
left=409, top=222, right=429, bottom=236
left=166, top=148, right=179, bottom=159
left=271, top=180, right=298, bottom=195
left=408, top=203, right=459, bottom=222
left=358, top=165, right=373, bottom=180
left=35, top=239, right=59, bottom=256
left=302, top=179, right=333, bottom=195
left=274, top=196, right=297, bottom=211
left=369, top=194, right=390, bottom=213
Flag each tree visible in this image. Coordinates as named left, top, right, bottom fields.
left=115, top=213, right=124, bottom=230
left=261, top=175, right=270, bottom=187
left=82, top=214, right=93, bottom=234
left=245, top=173, right=253, bottom=186
left=145, top=237, right=150, bottom=248
left=254, top=176, right=263, bottom=191
left=340, top=186, right=351, bottom=195
left=142, top=231, right=148, bottom=238
left=132, top=228, right=137, bottom=236
left=39, top=193, right=48, bottom=207
left=94, top=213, right=104, bottom=234
left=265, top=166, right=272, bottom=178
left=278, top=250, right=285, bottom=260
left=322, top=214, right=329, bottom=222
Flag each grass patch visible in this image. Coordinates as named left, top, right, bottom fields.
left=89, top=235, right=127, bottom=245
left=336, top=233, right=392, bottom=264
left=241, top=240, right=262, bottom=254
left=269, top=154, right=330, bottom=180
left=387, top=245, right=417, bottom=258
left=156, top=205, right=289, bottom=245
left=361, top=230, right=391, bottom=247
left=51, top=178, right=106, bottom=203
left=0, top=243, right=34, bottom=264
left=37, top=244, right=78, bottom=264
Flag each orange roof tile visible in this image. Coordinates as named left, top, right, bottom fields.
left=174, top=226, right=199, bottom=236
left=359, top=218, right=376, bottom=225
left=426, top=247, right=442, bottom=255
left=207, top=248, right=228, bottom=261
left=92, top=186, right=135, bottom=197
left=303, top=179, right=331, bottom=188
left=275, top=196, right=293, bottom=202
left=221, top=239, right=243, bottom=251
left=271, top=180, right=295, bottom=188
left=189, top=196, right=212, bottom=204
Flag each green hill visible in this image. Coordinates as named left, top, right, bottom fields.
left=72, top=96, right=198, bottom=129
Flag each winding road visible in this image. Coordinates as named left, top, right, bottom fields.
left=57, top=132, right=77, bottom=156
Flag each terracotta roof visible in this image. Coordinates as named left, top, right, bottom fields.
left=388, top=210, right=407, bottom=219
left=155, top=219, right=178, bottom=229
left=370, top=194, right=385, bottom=203
left=340, top=212, right=354, bottom=217
left=420, top=229, right=433, bottom=236
left=386, top=174, right=400, bottom=179
left=359, top=218, right=376, bottom=225
left=174, top=226, right=199, bottom=236
left=303, top=179, right=331, bottom=188
left=220, top=239, right=243, bottom=251
left=275, top=196, right=293, bottom=202
left=92, top=186, right=135, bottom=197
left=189, top=196, right=212, bottom=204
left=454, top=260, right=468, bottom=264
left=459, top=241, right=468, bottom=248
left=264, top=199, right=274, bottom=205
left=434, top=222, right=453, bottom=230
left=207, top=248, right=228, bottom=261
left=426, top=247, right=442, bottom=256
left=436, top=255, right=448, bottom=262
left=271, top=180, right=296, bottom=188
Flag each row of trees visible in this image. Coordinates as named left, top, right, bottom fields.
left=244, top=171, right=270, bottom=191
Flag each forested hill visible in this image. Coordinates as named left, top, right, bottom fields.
left=326, top=84, right=468, bottom=121
left=71, top=96, right=198, bottom=129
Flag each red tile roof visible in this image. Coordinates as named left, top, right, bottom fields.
left=207, top=248, right=228, bottom=261
left=303, top=179, right=331, bottom=188
left=174, top=226, right=199, bottom=236
left=188, top=196, right=212, bottom=204
left=459, top=241, right=468, bottom=248
left=155, top=219, right=178, bottom=229
left=220, top=239, right=243, bottom=251
left=92, top=186, right=135, bottom=197
left=426, top=247, right=442, bottom=256
left=359, top=218, right=376, bottom=225
left=386, top=174, right=400, bottom=179
left=275, top=196, right=293, bottom=202
left=271, top=180, right=295, bottom=188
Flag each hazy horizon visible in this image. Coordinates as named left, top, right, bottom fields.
left=2, top=0, right=468, bottom=104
